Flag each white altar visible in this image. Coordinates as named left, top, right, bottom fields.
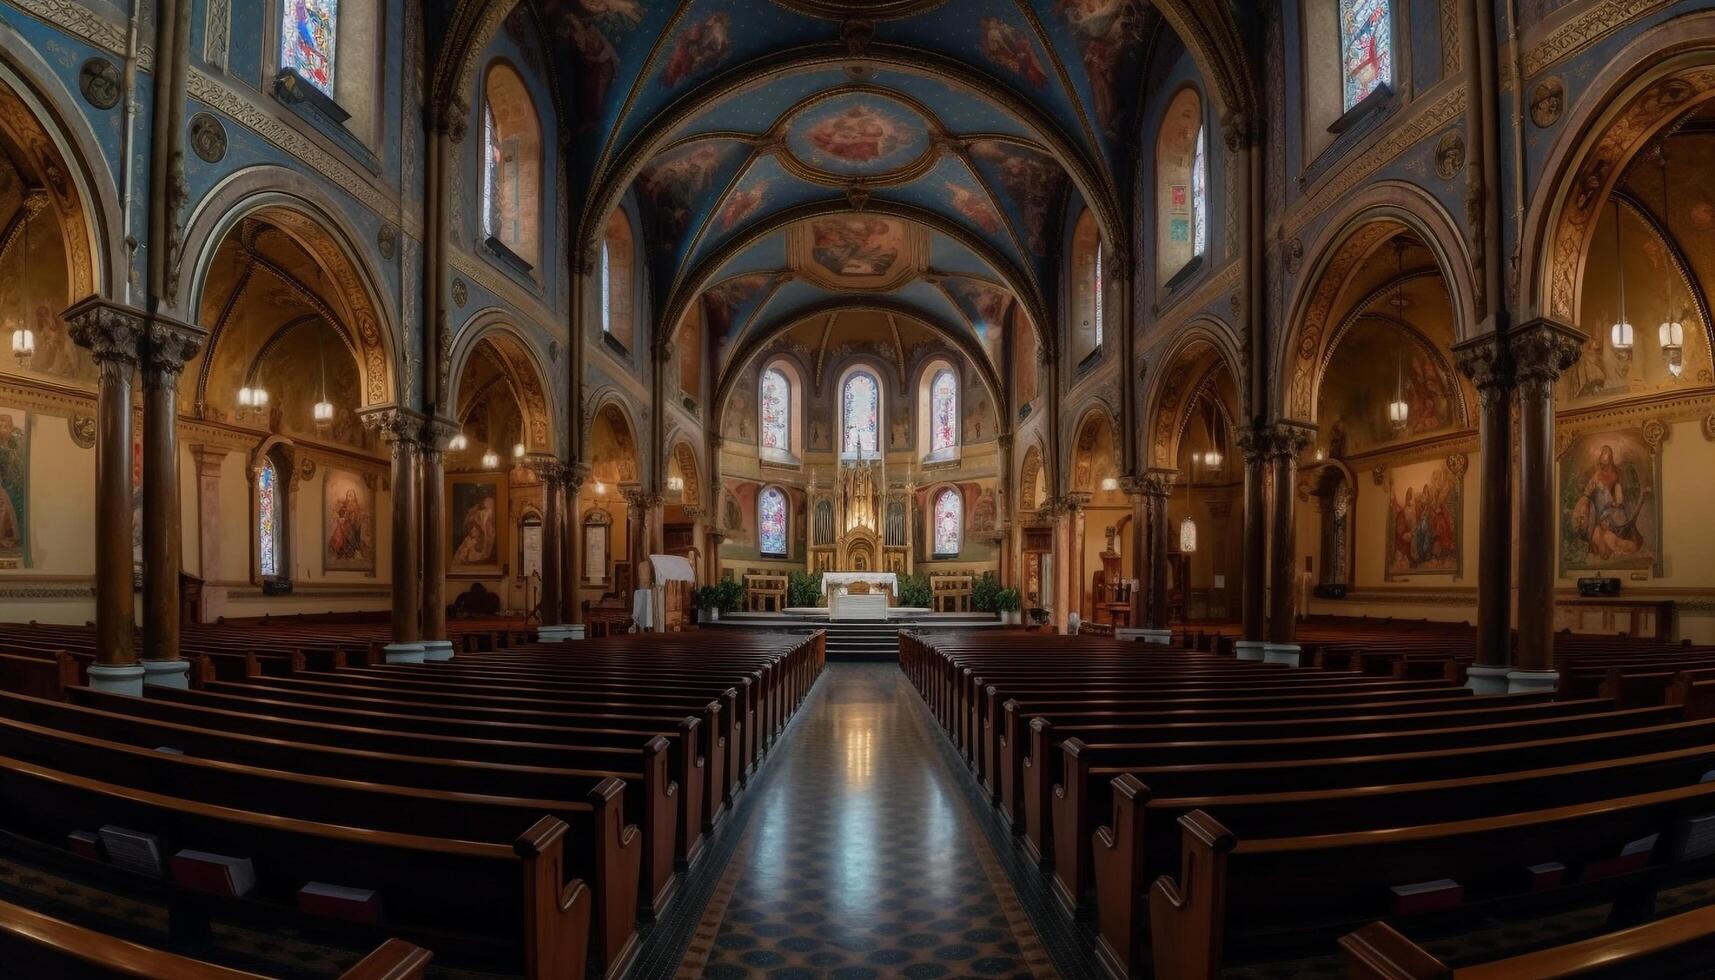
left=820, top=571, right=898, bottom=597
left=828, top=591, right=890, bottom=621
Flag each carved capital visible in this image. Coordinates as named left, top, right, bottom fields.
left=1451, top=332, right=1512, bottom=401
left=420, top=415, right=463, bottom=451
left=1220, top=110, right=1254, bottom=152
left=445, top=96, right=471, bottom=145
left=1507, top=318, right=1584, bottom=399
left=1234, top=422, right=1269, bottom=464
left=358, top=406, right=429, bottom=449
left=1264, top=421, right=1315, bottom=461
left=141, top=314, right=208, bottom=384
left=63, top=297, right=146, bottom=368
left=525, top=454, right=566, bottom=486
left=564, top=460, right=591, bottom=498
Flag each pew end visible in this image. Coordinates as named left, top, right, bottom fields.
left=340, top=937, right=436, bottom=980
left=1092, top=773, right=1153, bottom=979
left=1148, top=809, right=1236, bottom=980
left=586, top=777, right=642, bottom=980
left=513, top=815, right=594, bottom=980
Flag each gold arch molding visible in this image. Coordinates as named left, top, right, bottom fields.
left=447, top=312, right=557, bottom=455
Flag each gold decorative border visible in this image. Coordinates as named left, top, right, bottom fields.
left=1522, top=0, right=1671, bottom=79
left=448, top=248, right=563, bottom=336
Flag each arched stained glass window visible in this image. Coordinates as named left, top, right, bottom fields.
left=1191, top=123, right=1207, bottom=258
left=281, top=0, right=339, bottom=97
left=258, top=461, right=280, bottom=578
left=930, top=370, right=958, bottom=457
left=760, top=368, right=790, bottom=454
left=842, top=372, right=879, bottom=458
left=758, top=487, right=788, bottom=556
left=933, top=488, right=961, bottom=557
left=1093, top=240, right=1105, bottom=349
left=481, top=65, right=542, bottom=265
left=1339, top=0, right=1392, bottom=111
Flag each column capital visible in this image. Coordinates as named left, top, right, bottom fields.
left=1451, top=331, right=1513, bottom=399
left=564, top=460, right=591, bottom=497
left=1507, top=318, right=1584, bottom=395
left=358, top=405, right=430, bottom=448
left=1122, top=470, right=1174, bottom=500
left=525, top=454, right=567, bottom=485
left=419, top=414, right=463, bottom=452
left=141, top=313, right=207, bottom=378
left=1262, top=421, right=1315, bottom=461
left=64, top=296, right=147, bottom=368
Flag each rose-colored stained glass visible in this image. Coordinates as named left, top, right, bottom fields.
left=930, top=370, right=957, bottom=456
left=1340, top=0, right=1392, bottom=110
left=842, top=372, right=879, bottom=456
left=760, top=368, right=790, bottom=453
left=933, top=487, right=961, bottom=556
left=282, top=0, right=339, bottom=96
left=759, top=487, right=787, bottom=556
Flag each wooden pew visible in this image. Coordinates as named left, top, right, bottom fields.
left=1342, top=910, right=1715, bottom=979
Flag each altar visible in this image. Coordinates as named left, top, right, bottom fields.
left=820, top=571, right=898, bottom=598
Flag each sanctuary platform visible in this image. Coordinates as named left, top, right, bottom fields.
left=704, top=610, right=1004, bottom=661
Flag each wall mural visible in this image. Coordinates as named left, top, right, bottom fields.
left=809, top=217, right=905, bottom=279
left=449, top=476, right=504, bottom=573
left=979, top=17, right=1047, bottom=87
left=1383, top=458, right=1461, bottom=579
left=0, top=409, right=27, bottom=568
left=660, top=12, right=733, bottom=89
left=1319, top=319, right=1459, bottom=455
left=968, top=141, right=1065, bottom=255
left=322, top=467, right=375, bottom=573
left=636, top=141, right=740, bottom=247
left=1559, top=429, right=1661, bottom=575
left=1055, top=0, right=1144, bottom=133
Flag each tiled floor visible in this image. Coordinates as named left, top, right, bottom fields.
left=675, top=663, right=1055, bottom=979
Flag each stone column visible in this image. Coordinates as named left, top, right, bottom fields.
left=363, top=407, right=426, bottom=663
left=1234, top=424, right=1269, bottom=660
left=137, top=315, right=206, bottom=687
left=190, top=446, right=228, bottom=622
left=1453, top=333, right=1515, bottom=692
left=1508, top=319, right=1582, bottom=692
left=418, top=416, right=457, bottom=661
left=563, top=464, right=587, bottom=633
left=538, top=464, right=563, bottom=627
left=1265, top=423, right=1313, bottom=664
left=1068, top=492, right=1090, bottom=629
left=1118, top=472, right=1175, bottom=644
left=65, top=299, right=147, bottom=693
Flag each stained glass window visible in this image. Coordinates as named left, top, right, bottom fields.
left=759, top=487, right=787, bottom=556
left=842, top=372, right=879, bottom=457
left=258, top=461, right=279, bottom=578
left=600, top=239, right=612, bottom=334
left=1093, top=240, right=1104, bottom=349
left=1191, top=124, right=1207, bottom=257
left=482, top=101, right=499, bottom=240
left=281, top=0, right=339, bottom=97
left=933, top=488, right=961, bottom=557
left=930, top=369, right=957, bottom=457
left=1339, top=0, right=1392, bottom=111
left=760, top=368, right=790, bottom=454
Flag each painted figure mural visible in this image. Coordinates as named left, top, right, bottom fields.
left=451, top=480, right=502, bottom=569
left=1384, top=459, right=1461, bottom=578
left=811, top=218, right=904, bottom=278
left=979, top=17, right=1046, bottom=87
left=322, top=468, right=375, bottom=573
left=1561, top=430, right=1659, bottom=573
left=0, top=410, right=26, bottom=566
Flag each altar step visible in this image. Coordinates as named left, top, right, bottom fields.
left=705, top=614, right=1004, bottom=661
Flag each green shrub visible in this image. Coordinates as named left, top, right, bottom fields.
left=899, top=573, right=932, bottom=608
left=692, top=585, right=721, bottom=609
left=714, top=577, right=745, bottom=613
left=971, top=572, right=1001, bottom=612
left=787, top=571, right=824, bottom=608
left=994, top=588, right=1021, bottom=613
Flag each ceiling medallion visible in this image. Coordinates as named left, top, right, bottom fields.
left=775, top=89, right=941, bottom=187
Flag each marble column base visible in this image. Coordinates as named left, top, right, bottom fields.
left=1234, top=640, right=1266, bottom=661
left=537, top=624, right=586, bottom=642
left=1506, top=669, right=1560, bottom=694
left=87, top=663, right=145, bottom=696
left=1263, top=643, right=1302, bottom=666
left=1465, top=665, right=1511, bottom=695
left=140, top=659, right=191, bottom=689
left=1115, top=628, right=1174, bottom=645
left=383, top=642, right=426, bottom=665
left=421, top=639, right=455, bottom=662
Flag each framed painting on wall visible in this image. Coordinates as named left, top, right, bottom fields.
left=322, top=467, right=376, bottom=573
left=1559, top=428, right=1662, bottom=576
left=1383, top=457, right=1463, bottom=579
left=448, top=475, right=506, bottom=574
left=0, top=409, right=27, bottom=568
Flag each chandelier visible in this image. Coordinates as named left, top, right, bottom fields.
left=1387, top=239, right=1410, bottom=431
left=481, top=447, right=500, bottom=469
left=1610, top=197, right=1634, bottom=356
left=1657, top=146, right=1687, bottom=379
left=448, top=430, right=468, bottom=452
left=236, top=382, right=270, bottom=421
left=9, top=212, right=32, bottom=367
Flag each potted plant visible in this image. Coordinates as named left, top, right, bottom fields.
left=972, top=572, right=1000, bottom=613
left=715, top=576, right=746, bottom=615
left=994, top=587, right=1022, bottom=625
left=693, top=585, right=722, bottom=623
left=899, top=573, right=932, bottom=609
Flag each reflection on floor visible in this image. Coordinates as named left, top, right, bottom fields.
left=675, top=663, right=1055, bottom=979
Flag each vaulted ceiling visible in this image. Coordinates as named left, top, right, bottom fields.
left=428, top=1, right=1251, bottom=373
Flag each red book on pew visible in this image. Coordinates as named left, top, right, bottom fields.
left=1389, top=879, right=1463, bottom=915
left=298, top=882, right=382, bottom=924
left=67, top=830, right=104, bottom=861
left=1579, top=833, right=1659, bottom=882
left=1524, top=862, right=1566, bottom=892
left=169, top=849, right=257, bottom=898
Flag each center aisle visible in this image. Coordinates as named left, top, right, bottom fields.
left=673, top=663, right=1057, bottom=979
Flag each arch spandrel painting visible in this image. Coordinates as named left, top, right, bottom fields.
left=1318, top=318, right=1459, bottom=455
left=1559, top=429, right=1662, bottom=576
left=0, top=157, right=95, bottom=388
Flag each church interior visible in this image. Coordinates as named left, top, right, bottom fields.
left=8, top=0, right=1715, bottom=976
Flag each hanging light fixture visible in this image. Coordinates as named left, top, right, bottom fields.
left=236, top=382, right=270, bottom=421
left=1609, top=197, right=1635, bottom=355
left=448, top=430, right=468, bottom=452
left=512, top=442, right=526, bottom=460
left=1657, top=145, right=1687, bottom=379
left=9, top=211, right=33, bottom=367
left=312, top=335, right=334, bottom=428
left=1179, top=452, right=1198, bottom=554
left=667, top=474, right=685, bottom=492
left=481, top=447, right=501, bottom=469
left=1387, top=239, right=1410, bottom=431
left=594, top=479, right=607, bottom=496
left=1100, top=475, right=1119, bottom=492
